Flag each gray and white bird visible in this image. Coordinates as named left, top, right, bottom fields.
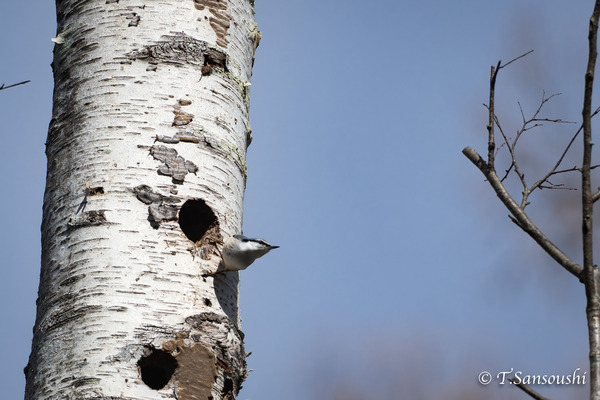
left=221, top=234, right=279, bottom=271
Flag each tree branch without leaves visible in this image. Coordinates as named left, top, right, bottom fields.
left=462, top=50, right=583, bottom=279
left=462, top=146, right=582, bottom=280
left=493, top=91, right=577, bottom=205
left=509, top=378, right=552, bottom=400
left=0, top=80, right=30, bottom=91
left=582, top=2, right=600, bottom=399
left=463, top=2, right=600, bottom=399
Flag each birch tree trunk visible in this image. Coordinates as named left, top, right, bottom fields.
left=25, top=1, right=260, bottom=399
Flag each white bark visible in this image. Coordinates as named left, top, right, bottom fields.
left=25, top=0, right=259, bottom=399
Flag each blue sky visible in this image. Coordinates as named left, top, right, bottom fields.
left=0, top=1, right=596, bottom=399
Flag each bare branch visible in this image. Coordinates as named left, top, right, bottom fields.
left=529, top=125, right=582, bottom=193
left=582, top=2, right=600, bottom=398
left=463, top=49, right=583, bottom=279
left=462, top=146, right=582, bottom=278
left=593, top=188, right=600, bottom=203
left=509, top=378, right=552, bottom=400
left=464, top=7, right=600, bottom=399
left=537, top=179, right=577, bottom=190
left=497, top=91, right=576, bottom=205
left=494, top=112, right=521, bottom=184
left=0, top=80, right=30, bottom=91
left=519, top=101, right=527, bottom=124
left=487, top=60, right=501, bottom=167
left=520, top=99, right=600, bottom=196
left=498, top=49, right=535, bottom=70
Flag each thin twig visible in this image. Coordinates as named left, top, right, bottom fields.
left=493, top=111, right=519, bottom=183
left=499, top=49, right=535, bottom=70
left=496, top=91, right=576, bottom=206
left=530, top=125, right=582, bottom=193
left=508, top=378, right=552, bottom=400
left=538, top=179, right=577, bottom=190
left=0, top=80, right=30, bottom=91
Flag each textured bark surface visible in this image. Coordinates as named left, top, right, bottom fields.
left=25, top=0, right=259, bottom=398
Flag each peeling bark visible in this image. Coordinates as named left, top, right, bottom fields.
left=26, top=0, right=259, bottom=398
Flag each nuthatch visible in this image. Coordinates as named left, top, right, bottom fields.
left=222, top=234, right=279, bottom=271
